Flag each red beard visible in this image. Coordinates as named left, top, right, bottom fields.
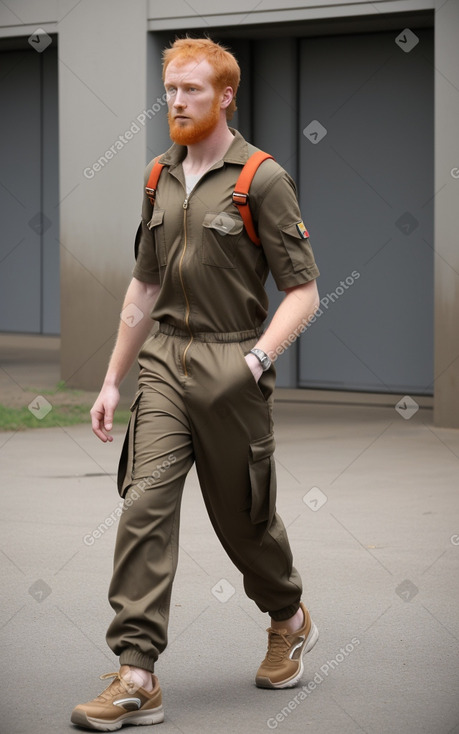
left=168, top=94, right=221, bottom=145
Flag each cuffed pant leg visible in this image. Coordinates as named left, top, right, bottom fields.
left=106, top=351, right=194, bottom=672
left=106, top=478, right=186, bottom=672
left=186, top=339, right=303, bottom=619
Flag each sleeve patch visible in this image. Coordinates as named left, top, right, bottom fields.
left=296, top=221, right=310, bottom=239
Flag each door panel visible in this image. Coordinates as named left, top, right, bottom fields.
left=0, top=51, right=41, bottom=332
left=0, top=48, right=59, bottom=334
left=298, top=30, right=434, bottom=393
left=41, top=47, right=60, bottom=335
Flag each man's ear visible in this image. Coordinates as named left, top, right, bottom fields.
left=220, top=85, right=234, bottom=110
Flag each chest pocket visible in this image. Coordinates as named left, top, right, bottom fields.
left=147, top=208, right=167, bottom=266
left=202, top=211, right=244, bottom=269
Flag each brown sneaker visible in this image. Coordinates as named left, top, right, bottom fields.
left=255, top=602, right=319, bottom=689
left=70, top=670, right=164, bottom=731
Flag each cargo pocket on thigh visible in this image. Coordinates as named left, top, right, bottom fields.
left=117, top=390, right=143, bottom=498
left=248, top=433, right=276, bottom=526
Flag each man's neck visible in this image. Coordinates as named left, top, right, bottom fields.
left=182, top=123, right=235, bottom=176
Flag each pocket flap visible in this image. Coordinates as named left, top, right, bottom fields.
left=118, top=390, right=143, bottom=498
left=249, top=432, right=275, bottom=462
left=248, top=432, right=276, bottom=526
left=281, top=222, right=309, bottom=240
left=203, top=211, right=244, bottom=236
left=129, top=389, right=143, bottom=411
left=148, top=208, right=164, bottom=230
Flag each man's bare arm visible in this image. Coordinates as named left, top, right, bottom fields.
left=90, top=277, right=160, bottom=442
left=245, top=279, right=320, bottom=380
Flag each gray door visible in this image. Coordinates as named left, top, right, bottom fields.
left=298, top=29, right=434, bottom=394
left=0, top=47, right=59, bottom=334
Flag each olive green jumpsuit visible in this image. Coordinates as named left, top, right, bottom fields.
left=105, top=129, right=320, bottom=673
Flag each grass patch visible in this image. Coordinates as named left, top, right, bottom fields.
left=0, top=404, right=131, bottom=431
left=22, top=380, right=86, bottom=397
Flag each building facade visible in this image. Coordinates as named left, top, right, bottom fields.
left=0, top=0, right=458, bottom=427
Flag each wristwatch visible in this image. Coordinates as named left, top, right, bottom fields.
left=250, top=348, right=272, bottom=372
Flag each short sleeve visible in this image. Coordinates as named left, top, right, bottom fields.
left=132, top=162, right=161, bottom=284
left=256, top=169, right=320, bottom=291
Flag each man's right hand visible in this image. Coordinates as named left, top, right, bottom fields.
left=88, top=279, right=159, bottom=443
left=90, top=384, right=120, bottom=442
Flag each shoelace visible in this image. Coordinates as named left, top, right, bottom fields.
left=95, top=672, right=138, bottom=703
left=265, top=628, right=293, bottom=662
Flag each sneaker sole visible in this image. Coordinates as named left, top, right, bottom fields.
left=256, top=620, right=319, bottom=689
left=70, top=705, right=164, bottom=731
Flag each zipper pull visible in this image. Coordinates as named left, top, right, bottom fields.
left=183, top=198, right=189, bottom=209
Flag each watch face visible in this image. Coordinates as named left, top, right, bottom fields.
left=251, top=348, right=271, bottom=370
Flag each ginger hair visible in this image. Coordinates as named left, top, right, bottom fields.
left=162, top=37, right=240, bottom=120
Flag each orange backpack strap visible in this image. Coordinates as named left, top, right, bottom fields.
left=136, top=156, right=163, bottom=260
left=232, top=151, right=274, bottom=245
left=145, top=156, right=165, bottom=205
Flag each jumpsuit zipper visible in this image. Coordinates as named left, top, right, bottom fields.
left=177, top=165, right=220, bottom=376
left=179, top=197, right=193, bottom=376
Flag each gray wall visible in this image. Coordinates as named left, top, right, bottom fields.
left=57, top=0, right=148, bottom=394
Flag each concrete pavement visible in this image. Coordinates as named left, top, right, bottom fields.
left=1, top=392, right=459, bottom=734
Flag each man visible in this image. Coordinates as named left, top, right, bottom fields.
left=71, top=37, right=320, bottom=731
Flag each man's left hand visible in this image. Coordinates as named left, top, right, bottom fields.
left=245, top=352, right=263, bottom=383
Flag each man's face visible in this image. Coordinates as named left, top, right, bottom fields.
left=164, top=58, right=223, bottom=145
